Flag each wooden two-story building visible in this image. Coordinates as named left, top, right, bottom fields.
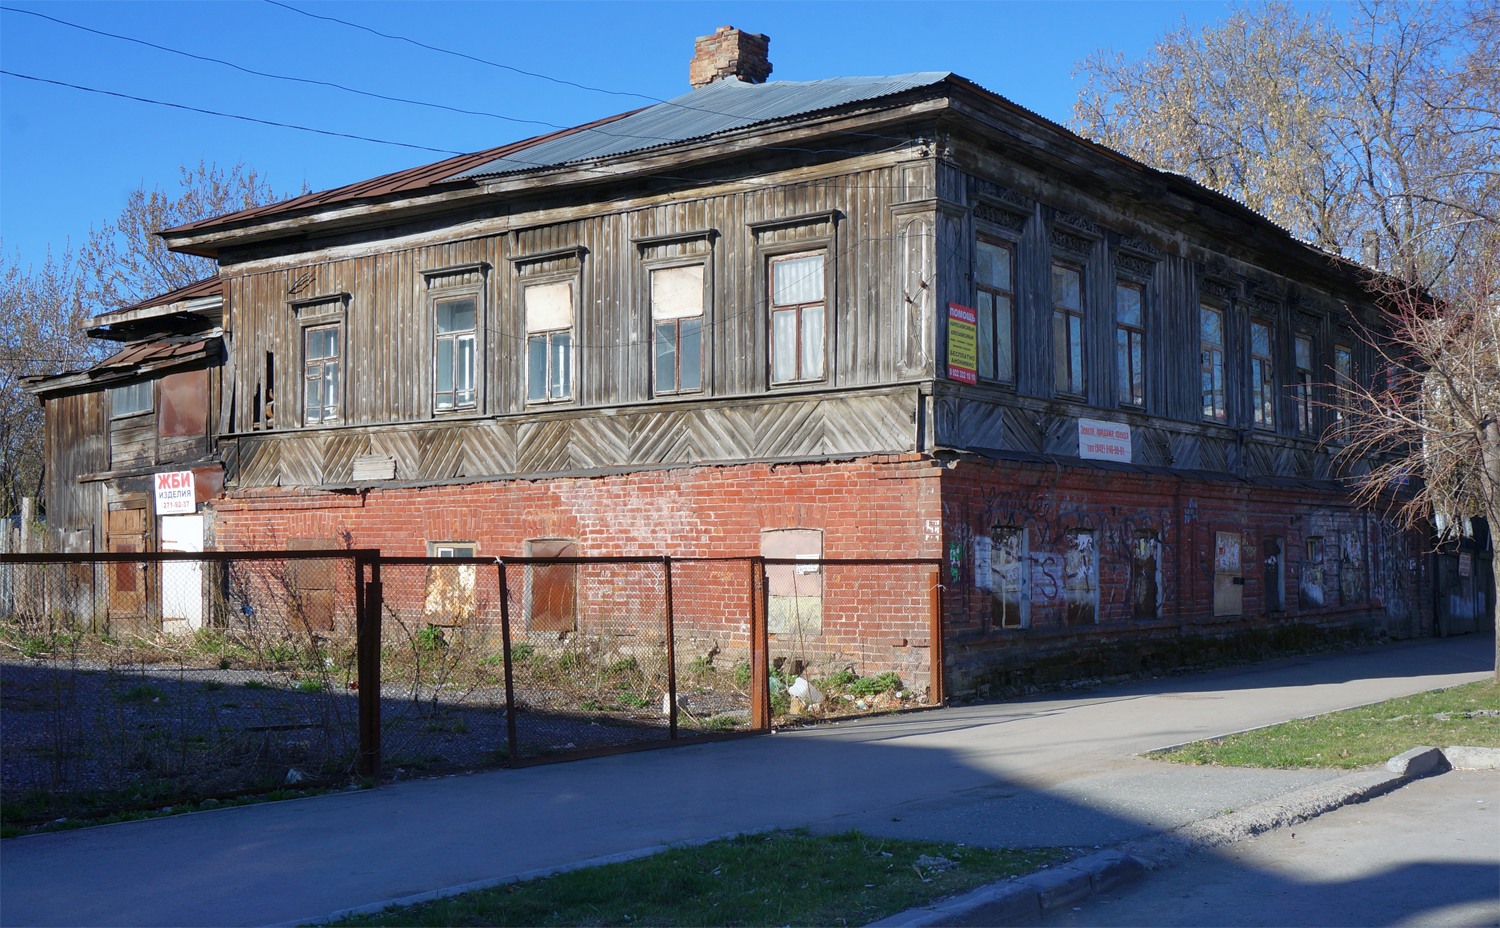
left=42, top=28, right=1433, bottom=691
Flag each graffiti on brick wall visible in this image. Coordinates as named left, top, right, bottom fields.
left=1369, top=518, right=1414, bottom=619
left=949, top=483, right=1170, bottom=625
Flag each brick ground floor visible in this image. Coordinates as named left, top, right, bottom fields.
left=206, top=451, right=1432, bottom=698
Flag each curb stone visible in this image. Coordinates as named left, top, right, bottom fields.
left=868, top=746, right=1500, bottom=927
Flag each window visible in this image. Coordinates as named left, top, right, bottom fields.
left=434, top=297, right=477, bottom=411
left=1250, top=320, right=1274, bottom=428
left=525, top=281, right=574, bottom=403
left=1062, top=529, right=1098, bottom=625
left=1131, top=530, right=1160, bottom=619
left=1115, top=281, right=1145, bottom=407
left=525, top=538, right=577, bottom=632
left=762, top=529, right=823, bottom=635
left=975, top=237, right=1015, bottom=383
left=651, top=265, right=705, bottom=394
left=770, top=252, right=826, bottom=384
left=425, top=542, right=478, bottom=627
left=989, top=526, right=1029, bottom=629
left=1333, top=343, right=1354, bottom=432
left=1201, top=305, right=1225, bottom=421
left=109, top=380, right=152, bottom=418
left=303, top=324, right=341, bottom=424
left=1052, top=264, right=1085, bottom=395
left=1294, top=334, right=1315, bottom=435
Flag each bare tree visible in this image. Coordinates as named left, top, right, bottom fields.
left=1073, top=0, right=1499, bottom=293
left=78, top=161, right=291, bottom=309
left=0, top=243, right=100, bottom=516
left=1336, top=227, right=1500, bottom=674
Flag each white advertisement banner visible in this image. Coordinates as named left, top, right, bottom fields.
left=154, top=470, right=196, bottom=515
left=1078, top=419, right=1132, bottom=463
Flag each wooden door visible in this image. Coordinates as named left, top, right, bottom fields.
left=106, top=508, right=148, bottom=625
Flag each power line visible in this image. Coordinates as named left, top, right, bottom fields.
left=0, top=71, right=464, bottom=155
left=0, top=6, right=563, bottom=131
left=264, top=0, right=657, bottom=103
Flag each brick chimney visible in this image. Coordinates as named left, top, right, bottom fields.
left=689, top=26, right=771, bottom=89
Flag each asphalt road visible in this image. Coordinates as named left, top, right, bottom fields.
left=1036, top=769, right=1500, bottom=927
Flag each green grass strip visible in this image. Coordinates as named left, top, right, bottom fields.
left=334, top=829, right=1067, bottom=927
left=1153, top=680, right=1499, bottom=769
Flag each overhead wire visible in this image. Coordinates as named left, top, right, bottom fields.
left=0, top=71, right=465, bottom=155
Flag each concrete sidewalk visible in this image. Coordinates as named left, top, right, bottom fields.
left=1, top=635, right=1492, bottom=928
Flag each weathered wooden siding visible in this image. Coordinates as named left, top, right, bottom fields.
left=221, top=157, right=937, bottom=487
left=930, top=154, right=1369, bottom=481
left=44, top=391, right=107, bottom=536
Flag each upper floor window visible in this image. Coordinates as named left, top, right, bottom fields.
left=525, top=281, right=574, bottom=403
left=651, top=264, right=705, bottom=395
left=434, top=297, right=477, bottom=411
left=1250, top=319, right=1275, bottom=428
left=303, top=323, right=341, bottom=424
left=1333, top=342, right=1354, bottom=431
left=1294, top=334, right=1315, bottom=435
left=1201, top=305, right=1225, bottom=421
left=109, top=380, right=152, bottom=418
left=1115, top=281, right=1145, bottom=407
left=1052, top=263, right=1085, bottom=396
left=770, top=252, right=826, bottom=384
left=975, top=236, right=1015, bottom=383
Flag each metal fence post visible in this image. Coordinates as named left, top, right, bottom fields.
left=750, top=556, right=770, bottom=730
left=498, top=559, right=519, bottom=764
left=357, top=554, right=382, bottom=779
left=929, top=565, right=945, bottom=705
left=664, top=556, right=677, bottom=740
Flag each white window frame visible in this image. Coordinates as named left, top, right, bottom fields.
left=433, top=294, right=479, bottom=413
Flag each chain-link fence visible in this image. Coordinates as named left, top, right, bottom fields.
left=0, top=551, right=367, bottom=826
left=1, top=551, right=940, bottom=825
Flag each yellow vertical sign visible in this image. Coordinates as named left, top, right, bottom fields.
left=947, top=302, right=978, bottom=384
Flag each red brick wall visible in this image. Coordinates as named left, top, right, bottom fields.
left=211, top=454, right=944, bottom=694
left=938, top=456, right=1433, bottom=695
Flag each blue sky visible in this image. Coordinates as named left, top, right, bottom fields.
left=2, top=1, right=1258, bottom=276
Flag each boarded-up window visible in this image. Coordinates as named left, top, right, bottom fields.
left=525, top=538, right=576, bottom=633
left=1213, top=530, right=1244, bottom=616
left=1301, top=536, right=1326, bottom=608
left=1131, top=530, right=1160, bottom=619
left=1264, top=535, right=1285, bottom=613
left=762, top=529, right=823, bottom=635
left=286, top=537, right=338, bottom=631
left=989, top=525, right=1029, bottom=629
left=423, top=542, right=477, bottom=627
left=158, top=369, right=209, bottom=438
left=1063, top=529, right=1097, bottom=625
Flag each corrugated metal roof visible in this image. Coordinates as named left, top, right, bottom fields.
left=454, top=73, right=951, bottom=179
left=91, top=338, right=211, bottom=375
left=102, top=275, right=222, bottom=318
left=166, top=111, right=638, bottom=236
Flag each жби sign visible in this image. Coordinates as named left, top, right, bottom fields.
left=154, top=470, right=196, bottom=515
left=947, top=302, right=978, bottom=384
